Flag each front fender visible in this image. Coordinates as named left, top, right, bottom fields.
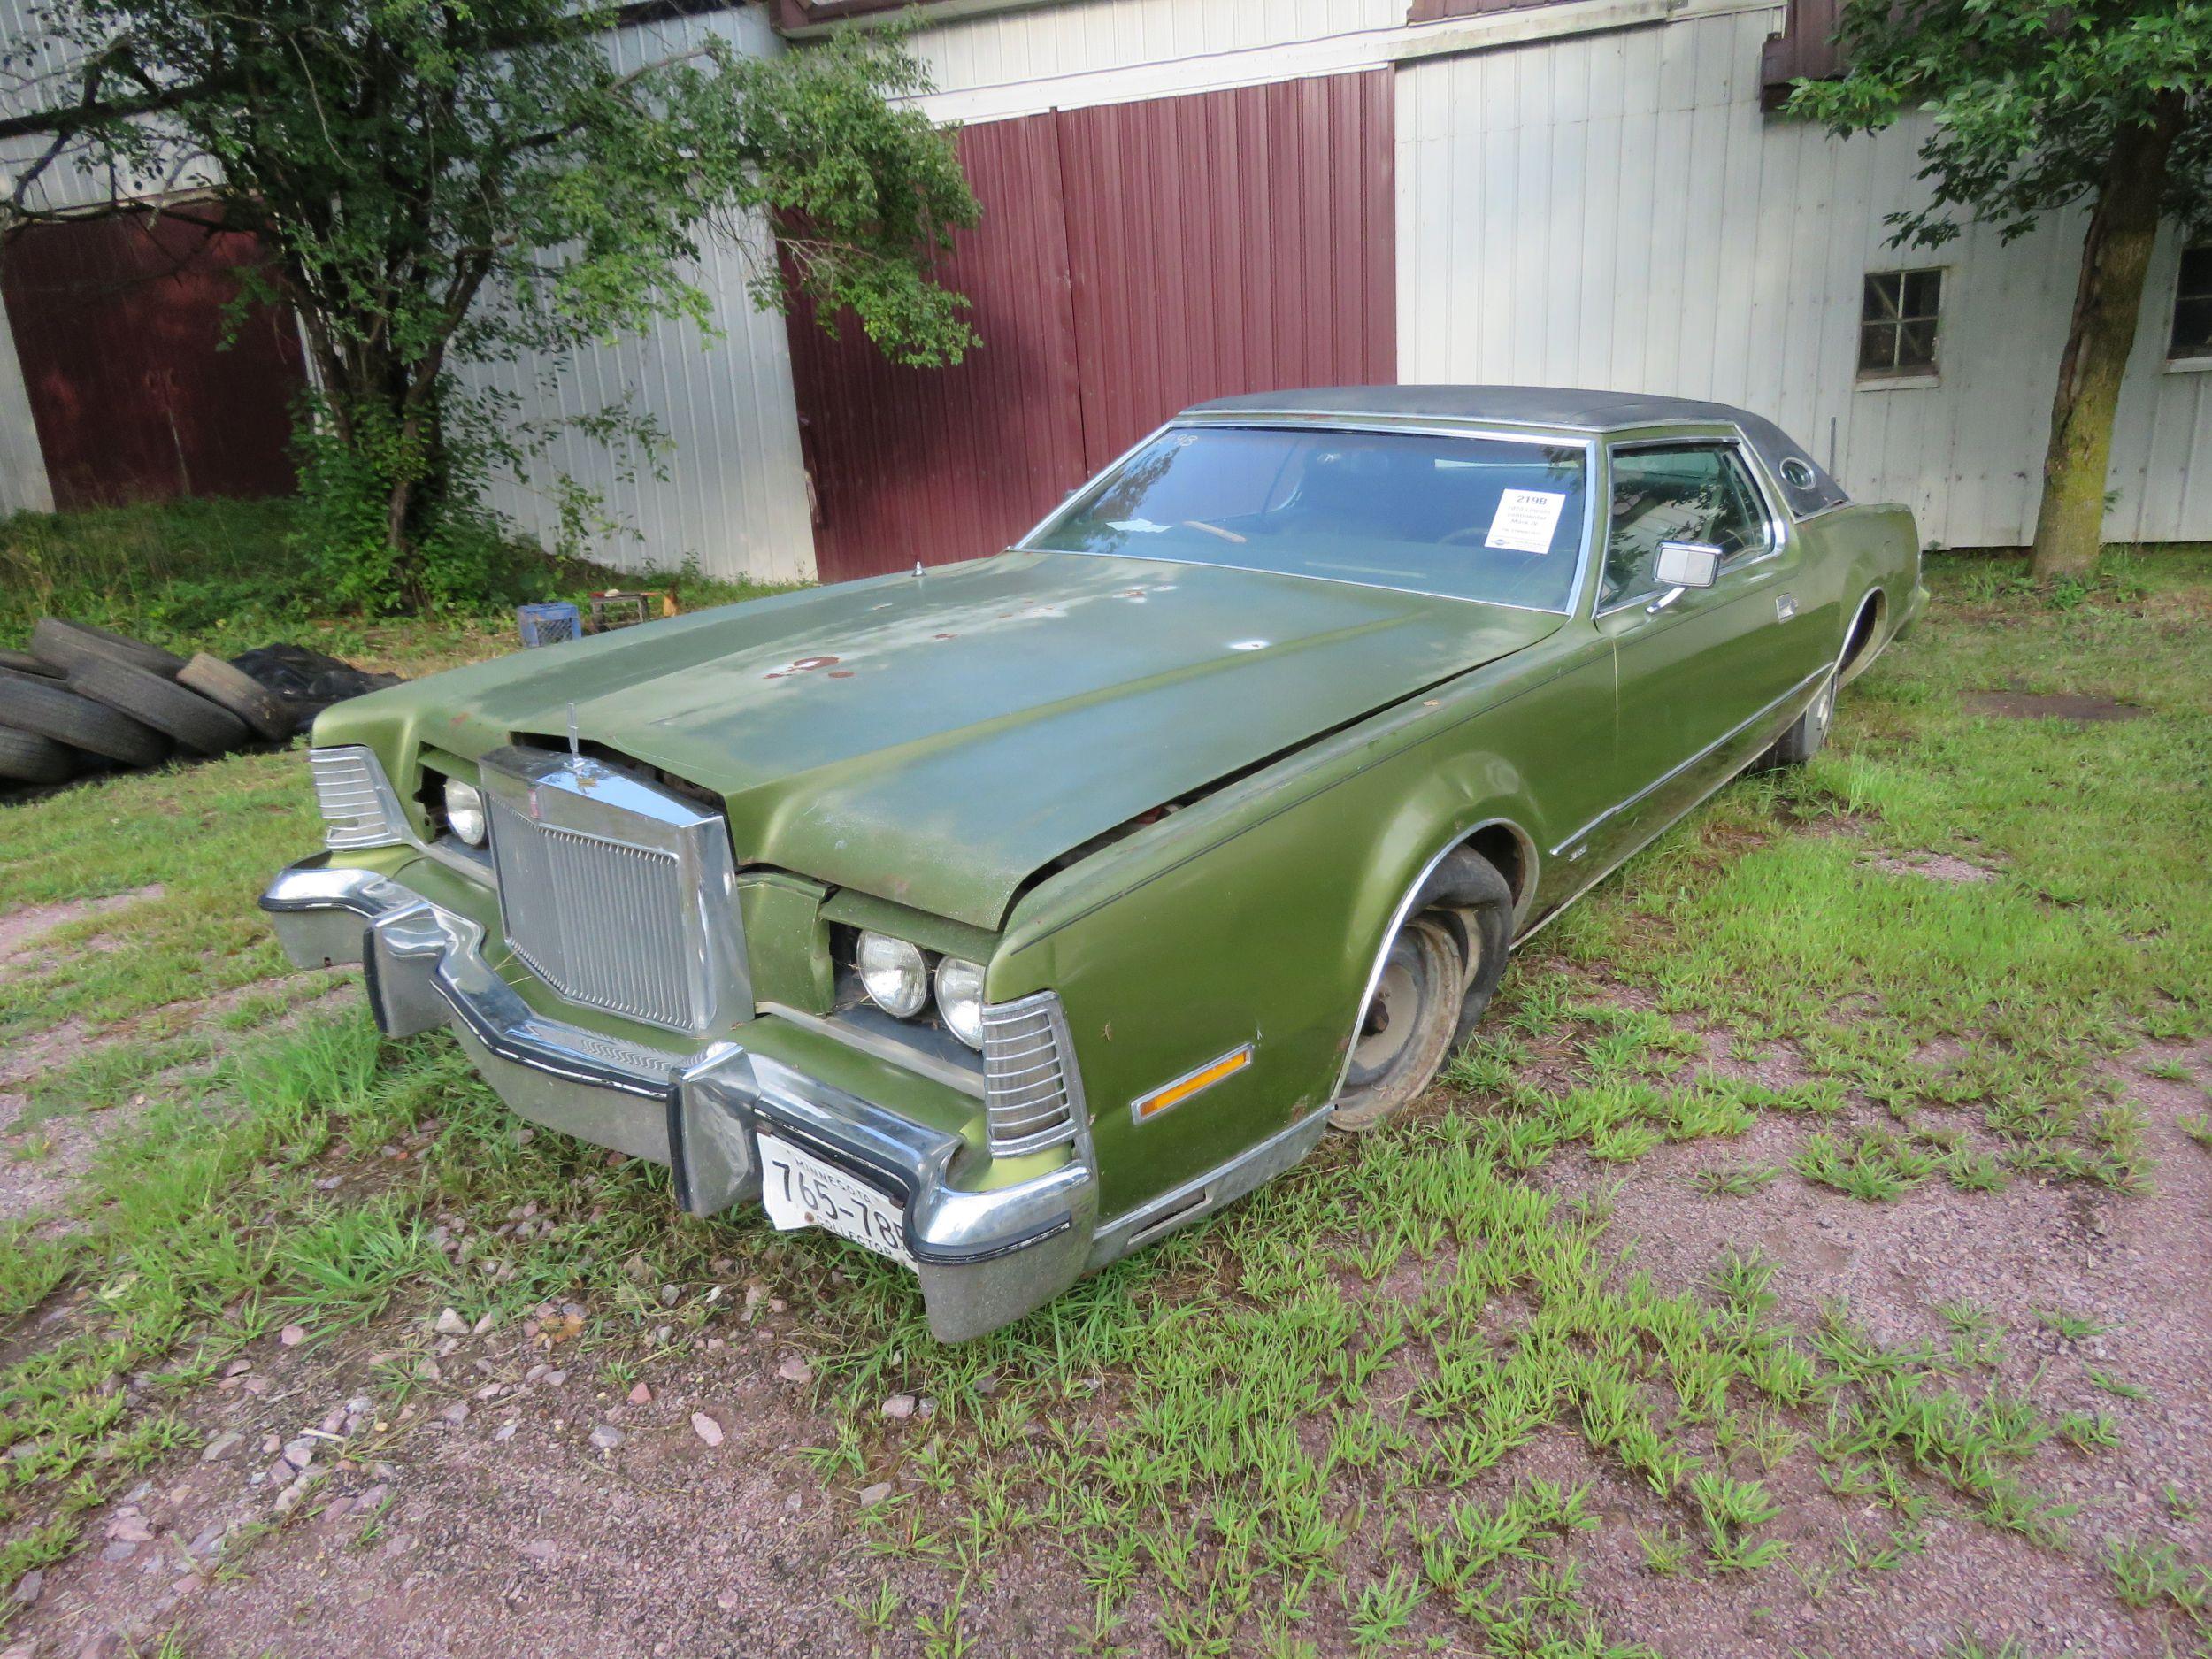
left=991, top=635, right=1602, bottom=1222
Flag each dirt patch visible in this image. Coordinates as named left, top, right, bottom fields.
left=1962, top=688, right=2147, bottom=723
left=0, top=973, right=352, bottom=1228
left=1865, top=851, right=2001, bottom=884
left=0, top=887, right=164, bottom=971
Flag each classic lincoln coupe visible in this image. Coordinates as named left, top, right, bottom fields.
left=263, top=387, right=1923, bottom=1340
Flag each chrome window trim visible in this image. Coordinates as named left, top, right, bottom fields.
left=1593, top=432, right=1789, bottom=618
left=1019, top=418, right=1600, bottom=618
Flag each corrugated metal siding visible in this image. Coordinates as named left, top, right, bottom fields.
left=786, top=72, right=1395, bottom=574
left=1396, top=7, right=2212, bottom=547
left=906, top=0, right=1399, bottom=98
left=1057, top=71, right=1396, bottom=469
left=459, top=9, right=817, bottom=584
left=782, top=113, right=1086, bottom=582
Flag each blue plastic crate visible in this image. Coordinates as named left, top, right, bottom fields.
left=517, top=601, right=580, bottom=648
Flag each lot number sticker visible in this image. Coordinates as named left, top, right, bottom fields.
left=1484, top=489, right=1566, bottom=553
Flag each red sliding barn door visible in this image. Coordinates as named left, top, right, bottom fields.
left=784, top=114, right=1086, bottom=583
left=786, top=70, right=1396, bottom=581
left=4, top=209, right=308, bottom=508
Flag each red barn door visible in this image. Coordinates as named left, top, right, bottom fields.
left=4, top=209, right=310, bottom=508
left=786, top=70, right=1396, bottom=582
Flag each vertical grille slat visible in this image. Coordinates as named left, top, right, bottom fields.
left=488, top=790, right=704, bottom=1032
left=980, top=992, right=1085, bottom=1157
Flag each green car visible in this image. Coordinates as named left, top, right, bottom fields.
left=263, top=387, right=1924, bottom=1340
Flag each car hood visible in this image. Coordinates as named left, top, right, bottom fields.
left=406, top=551, right=1562, bottom=927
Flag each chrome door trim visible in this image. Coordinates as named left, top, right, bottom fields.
left=1520, top=671, right=1832, bottom=948
left=1547, top=664, right=1829, bottom=859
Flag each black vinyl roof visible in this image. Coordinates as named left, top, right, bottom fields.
left=1187, top=384, right=1849, bottom=517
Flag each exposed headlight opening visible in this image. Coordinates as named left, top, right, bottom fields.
left=934, top=956, right=987, bottom=1049
left=856, top=931, right=929, bottom=1018
left=443, top=778, right=488, bottom=847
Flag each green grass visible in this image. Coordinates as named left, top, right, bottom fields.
left=0, top=495, right=794, bottom=677
left=0, top=545, right=2208, bottom=1648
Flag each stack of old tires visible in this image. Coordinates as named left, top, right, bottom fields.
left=0, top=619, right=296, bottom=788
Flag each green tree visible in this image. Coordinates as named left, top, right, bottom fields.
left=1793, top=1, right=2211, bottom=580
left=3, top=2, right=978, bottom=608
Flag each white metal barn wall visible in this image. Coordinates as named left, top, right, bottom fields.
left=462, top=9, right=817, bottom=585
left=1395, top=6, right=2212, bottom=547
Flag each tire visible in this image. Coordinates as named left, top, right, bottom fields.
left=179, top=653, right=295, bottom=743
left=1332, top=848, right=1515, bottom=1133
left=0, top=722, right=76, bottom=785
left=0, top=668, right=167, bottom=767
left=1763, top=670, right=1835, bottom=770
left=65, top=654, right=247, bottom=757
left=30, top=618, right=187, bottom=680
left=0, top=649, right=59, bottom=679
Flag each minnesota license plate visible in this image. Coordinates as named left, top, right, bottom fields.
left=757, top=1133, right=914, bottom=1267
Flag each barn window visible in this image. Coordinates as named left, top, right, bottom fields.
left=2169, top=245, right=2212, bottom=364
left=1858, top=269, right=1942, bottom=380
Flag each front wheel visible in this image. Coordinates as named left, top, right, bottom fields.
left=1332, top=849, right=1513, bottom=1133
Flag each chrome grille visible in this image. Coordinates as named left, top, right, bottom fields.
left=310, top=747, right=403, bottom=849
left=980, top=991, right=1086, bottom=1156
left=478, top=748, right=748, bottom=1036
left=488, top=795, right=696, bottom=1029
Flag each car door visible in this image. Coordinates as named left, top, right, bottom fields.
left=1579, top=437, right=1806, bottom=863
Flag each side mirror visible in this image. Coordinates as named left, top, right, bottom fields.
left=1654, top=541, right=1722, bottom=590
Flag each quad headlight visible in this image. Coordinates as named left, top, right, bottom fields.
left=442, top=778, right=488, bottom=847
left=856, top=931, right=929, bottom=1018
left=856, top=933, right=989, bottom=1048
left=934, top=957, right=987, bottom=1050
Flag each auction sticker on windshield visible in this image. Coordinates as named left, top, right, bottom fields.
left=758, top=1133, right=914, bottom=1266
left=1484, top=488, right=1566, bottom=553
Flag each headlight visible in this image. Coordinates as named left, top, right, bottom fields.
left=856, top=932, right=928, bottom=1018
left=934, top=957, right=987, bottom=1049
left=443, top=778, right=488, bottom=847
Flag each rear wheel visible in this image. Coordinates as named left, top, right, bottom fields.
left=1763, top=669, right=1835, bottom=770
left=1332, top=848, right=1515, bottom=1133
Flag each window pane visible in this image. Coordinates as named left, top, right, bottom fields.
left=2179, top=245, right=2212, bottom=302
left=1600, top=446, right=1770, bottom=610
left=1862, top=273, right=1901, bottom=321
left=1026, top=427, right=1590, bottom=611
left=1898, top=318, right=1939, bottom=370
left=2171, top=296, right=2212, bottom=358
left=1901, top=268, right=1942, bottom=319
left=1859, top=320, right=1899, bottom=374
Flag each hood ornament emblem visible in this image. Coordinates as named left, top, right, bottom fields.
left=566, top=702, right=580, bottom=758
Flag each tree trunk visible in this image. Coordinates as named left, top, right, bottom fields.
left=2030, top=95, right=2184, bottom=581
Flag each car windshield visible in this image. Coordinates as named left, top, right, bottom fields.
left=1023, top=425, right=1590, bottom=611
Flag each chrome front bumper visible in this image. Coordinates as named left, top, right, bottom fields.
left=260, top=857, right=1095, bottom=1341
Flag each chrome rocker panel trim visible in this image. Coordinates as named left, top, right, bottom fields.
left=260, top=857, right=1094, bottom=1343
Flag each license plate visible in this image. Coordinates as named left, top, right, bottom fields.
left=757, top=1133, right=913, bottom=1267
